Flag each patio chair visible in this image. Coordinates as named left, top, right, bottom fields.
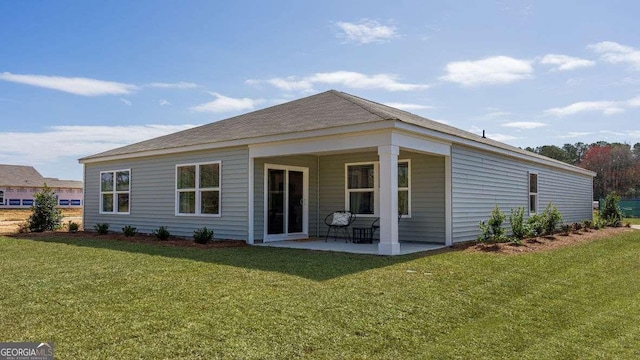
left=324, top=211, right=356, bottom=242
left=371, top=213, right=403, bottom=240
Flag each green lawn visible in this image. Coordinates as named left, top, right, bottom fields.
left=1, top=233, right=640, bottom=359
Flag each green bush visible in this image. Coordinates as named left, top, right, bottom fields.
left=68, top=221, right=79, bottom=233
left=193, top=227, right=214, bottom=244
left=27, top=185, right=62, bottom=232
left=94, top=223, right=109, bottom=234
left=153, top=226, right=170, bottom=240
left=509, top=207, right=529, bottom=239
left=600, top=193, right=622, bottom=227
left=542, top=203, right=563, bottom=235
left=527, top=213, right=545, bottom=237
left=583, top=220, right=593, bottom=230
left=478, top=206, right=507, bottom=243
left=122, top=225, right=138, bottom=237
left=572, top=222, right=583, bottom=233
left=560, top=224, right=571, bottom=236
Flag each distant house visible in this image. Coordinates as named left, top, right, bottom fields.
left=79, top=90, right=595, bottom=255
left=0, top=164, right=83, bottom=208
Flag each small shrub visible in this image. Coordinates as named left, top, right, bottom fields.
left=600, top=192, right=622, bottom=227
left=542, top=203, right=563, bottom=235
left=153, top=226, right=170, bottom=240
left=122, top=225, right=138, bottom=237
left=28, top=185, right=62, bottom=232
left=509, top=207, right=529, bottom=239
left=68, top=221, right=79, bottom=233
left=527, top=213, right=545, bottom=237
left=478, top=221, right=491, bottom=242
left=478, top=206, right=507, bottom=243
left=509, top=237, right=523, bottom=246
left=94, top=223, right=110, bottom=235
left=193, top=227, right=214, bottom=244
left=560, top=224, right=571, bottom=236
left=582, top=220, right=592, bottom=230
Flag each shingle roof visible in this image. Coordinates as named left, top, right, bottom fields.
left=79, top=90, right=590, bottom=174
left=0, top=164, right=82, bottom=188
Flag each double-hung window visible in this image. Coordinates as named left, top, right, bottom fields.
left=529, top=172, right=538, bottom=214
left=100, top=169, right=130, bottom=214
left=398, top=160, right=410, bottom=216
left=345, top=160, right=411, bottom=217
left=346, top=163, right=377, bottom=215
left=176, top=162, right=221, bottom=216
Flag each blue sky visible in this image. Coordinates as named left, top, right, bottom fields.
left=1, top=1, right=639, bottom=181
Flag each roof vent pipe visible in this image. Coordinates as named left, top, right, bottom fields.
left=482, top=130, right=486, bottom=138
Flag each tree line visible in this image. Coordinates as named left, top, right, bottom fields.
left=524, top=142, right=640, bottom=200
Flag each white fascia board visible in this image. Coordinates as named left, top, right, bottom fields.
left=390, top=131, right=450, bottom=156
left=79, top=121, right=395, bottom=164
left=393, top=122, right=596, bottom=177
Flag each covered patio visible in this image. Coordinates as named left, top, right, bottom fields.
left=247, top=128, right=454, bottom=255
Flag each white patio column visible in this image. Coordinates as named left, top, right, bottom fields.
left=247, top=156, right=255, bottom=244
left=378, top=145, right=400, bottom=255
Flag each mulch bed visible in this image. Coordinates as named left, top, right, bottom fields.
left=7, top=230, right=247, bottom=249
left=455, top=226, right=635, bottom=255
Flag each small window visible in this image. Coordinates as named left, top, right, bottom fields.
left=529, top=172, right=538, bottom=214
left=0, top=190, right=4, bottom=205
left=100, top=169, right=130, bottom=214
left=176, top=162, right=221, bottom=216
left=398, top=160, right=411, bottom=216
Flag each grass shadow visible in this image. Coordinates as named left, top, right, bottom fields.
left=4, top=232, right=446, bottom=281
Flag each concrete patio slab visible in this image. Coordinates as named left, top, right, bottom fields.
left=255, top=239, right=447, bottom=255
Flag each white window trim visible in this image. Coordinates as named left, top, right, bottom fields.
left=528, top=171, right=538, bottom=215
left=175, top=161, right=222, bottom=217
left=345, top=161, right=379, bottom=218
left=344, top=160, right=412, bottom=218
left=99, top=169, right=131, bottom=215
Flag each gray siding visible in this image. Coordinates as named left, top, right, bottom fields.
left=451, top=145, right=593, bottom=243
left=253, top=155, right=319, bottom=241
left=84, top=147, right=249, bottom=239
left=318, top=150, right=445, bottom=243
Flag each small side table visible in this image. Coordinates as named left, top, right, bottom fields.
left=352, top=227, right=373, bottom=244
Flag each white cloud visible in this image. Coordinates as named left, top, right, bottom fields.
left=440, top=56, right=534, bottom=86
left=0, top=72, right=137, bottom=96
left=556, top=131, right=594, bottom=139
left=383, top=102, right=433, bottom=111
left=334, top=19, right=397, bottom=44
left=501, top=121, right=547, bottom=129
left=119, top=98, right=132, bottom=106
left=190, top=92, right=264, bottom=113
left=627, top=96, right=640, bottom=107
left=545, top=101, right=625, bottom=116
left=159, top=99, right=171, bottom=106
left=247, top=71, right=429, bottom=92
left=489, top=133, right=519, bottom=142
left=147, top=82, right=199, bottom=89
left=0, top=124, right=197, bottom=167
left=539, top=54, right=595, bottom=71
left=483, top=111, right=512, bottom=118
left=588, top=41, right=640, bottom=69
